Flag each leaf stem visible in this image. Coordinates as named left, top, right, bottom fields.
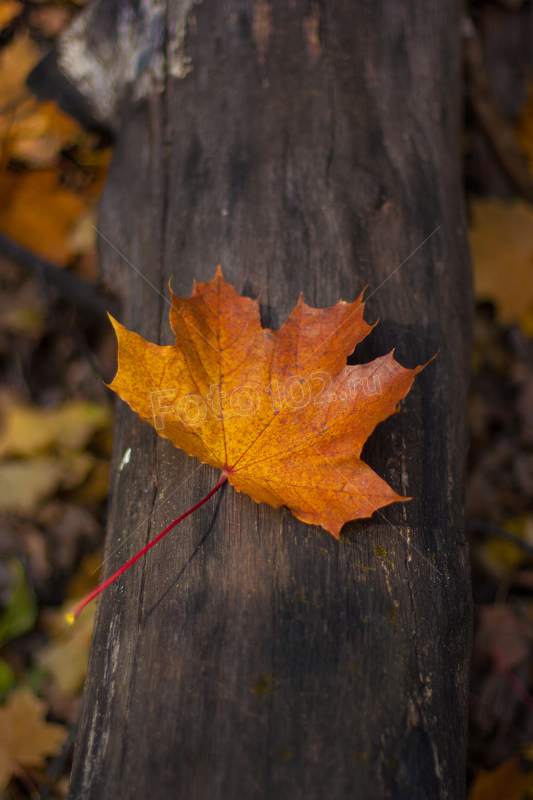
left=68, top=472, right=228, bottom=622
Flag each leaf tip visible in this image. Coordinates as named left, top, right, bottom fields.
left=107, top=313, right=123, bottom=335
left=423, top=351, right=439, bottom=369
left=323, top=522, right=343, bottom=539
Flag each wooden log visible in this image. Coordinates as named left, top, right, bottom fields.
left=45, top=1, right=473, bottom=797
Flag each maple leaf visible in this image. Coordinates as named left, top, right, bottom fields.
left=0, top=687, right=66, bottom=792
left=109, top=268, right=423, bottom=538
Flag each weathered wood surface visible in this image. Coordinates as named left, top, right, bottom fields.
left=50, top=1, right=473, bottom=797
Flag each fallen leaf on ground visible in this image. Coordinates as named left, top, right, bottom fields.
left=0, top=687, right=66, bottom=792
left=0, top=458, right=65, bottom=515
left=0, top=454, right=94, bottom=515
left=66, top=458, right=110, bottom=503
left=37, top=600, right=95, bottom=695
left=0, top=168, right=86, bottom=265
left=1, top=99, right=81, bottom=167
left=0, top=1, right=22, bottom=32
left=109, top=269, right=424, bottom=537
left=484, top=516, right=533, bottom=572
left=0, top=398, right=110, bottom=513
left=469, top=754, right=533, bottom=800
left=469, top=197, right=533, bottom=336
left=0, top=398, right=111, bottom=458
left=0, top=31, right=40, bottom=113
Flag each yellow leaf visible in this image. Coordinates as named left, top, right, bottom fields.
left=0, top=399, right=112, bottom=458
left=469, top=197, right=533, bottom=335
left=0, top=1, right=22, bottom=32
left=6, top=100, right=81, bottom=167
left=469, top=755, right=533, bottom=800
left=0, top=453, right=97, bottom=515
left=0, top=31, right=40, bottom=112
left=67, top=458, right=110, bottom=504
left=0, top=458, right=64, bottom=515
left=484, top=516, right=533, bottom=571
left=0, top=687, right=66, bottom=792
left=0, top=169, right=86, bottom=265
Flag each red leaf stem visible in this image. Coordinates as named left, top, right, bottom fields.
left=68, top=472, right=228, bottom=622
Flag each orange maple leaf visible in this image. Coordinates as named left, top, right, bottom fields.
left=108, top=268, right=423, bottom=538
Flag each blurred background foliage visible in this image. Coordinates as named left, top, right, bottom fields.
left=0, top=2, right=115, bottom=797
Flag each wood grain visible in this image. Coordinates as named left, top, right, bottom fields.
left=64, top=1, right=473, bottom=797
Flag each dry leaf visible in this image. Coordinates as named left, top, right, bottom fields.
left=0, top=168, right=86, bottom=265
left=37, top=601, right=95, bottom=695
left=469, top=197, right=533, bottom=336
left=0, top=1, right=22, bottom=32
left=0, top=399, right=112, bottom=458
left=483, top=516, right=533, bottom=572
left=0, top=31, right=40, bottom=113
left=0, top=458, right=65, bottom=514
left=3, top=99, right=81, bottom=167
left=0, top=687, right=66, bottom=792
left=67, top=458, right=110, bottom=503
left=469, top=755, right=533, bottom=800
left=0, top=455, right=94, bottom=515
left=0, top=399, right=110, bottom=514
left=109, top=269, right=423, bottom=537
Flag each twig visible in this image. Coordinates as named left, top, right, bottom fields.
left=11, top=758, right=39, bottom=799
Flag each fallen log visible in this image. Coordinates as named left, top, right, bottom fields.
left=31, top=1, right=474, bottom=797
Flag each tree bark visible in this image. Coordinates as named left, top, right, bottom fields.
left=36, top=0, right=474, bottom=797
